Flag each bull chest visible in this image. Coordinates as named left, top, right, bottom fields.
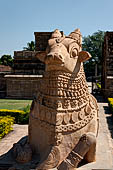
left=30, top=70, right=96, bottom=146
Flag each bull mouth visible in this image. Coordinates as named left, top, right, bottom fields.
left=45, top=63, right=71, bottom=73
left=45, top=52, right=77, bottom=73
left=45, top=53, right=64, bottom=65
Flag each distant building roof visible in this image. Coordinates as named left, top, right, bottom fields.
left=0, top=65, right=11, bottom=72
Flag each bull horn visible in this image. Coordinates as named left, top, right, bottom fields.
left=51, top=29, right=62, bottom=38
left=69, top=28, right=82, bottom=46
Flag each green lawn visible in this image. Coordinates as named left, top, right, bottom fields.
left=0, top=99, right=32, bottom=110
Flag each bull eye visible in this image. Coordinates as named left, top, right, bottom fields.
left=69, top=42, right=79, bottom=58
left=70, top=48, right=78, bottom=58
left=56, top=38, right=60, bottom=43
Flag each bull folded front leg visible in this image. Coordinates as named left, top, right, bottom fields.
left=58, top=132, right=96, bottom=170
left=36, top=146, right=61, bottom=170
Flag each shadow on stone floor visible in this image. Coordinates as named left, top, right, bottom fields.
left=78, top=159, right=88, bottom=167
left=104, top=106, right=113, bottom=140
left=94, top=93, right=113, bottom=141
left=93, top=93, right=107, bottom=103
left=93, top=95, right=113, bottom=137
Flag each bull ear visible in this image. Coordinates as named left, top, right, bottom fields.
left=78, top=51, right=91, bottom=62
left=35, top=51, right=46, bottom=63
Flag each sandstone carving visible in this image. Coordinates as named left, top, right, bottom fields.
left=13, top=142, right=32, bottom=163
left=13, top=28, right=99, bottom=169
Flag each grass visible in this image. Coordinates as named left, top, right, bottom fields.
left=0, top=99, right=32, bottom=110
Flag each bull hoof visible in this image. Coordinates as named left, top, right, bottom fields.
left=58, top=160, right=77, bottom=170
left=61, top=132, right=96, bottom=169
left=36, top=146, right=60, bottom=170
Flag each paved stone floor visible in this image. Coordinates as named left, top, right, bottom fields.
left=78, top=95, right=113, bottom=170
left=0, top=85, right=113, bottom=169
left=0, top=124, right=28, bottom=156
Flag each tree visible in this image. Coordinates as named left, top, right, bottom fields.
left=0, top=55, right=13, bottom=67
left=23, top=41, right=35, bottom=51
left=82, top=30, right=105, bottom=77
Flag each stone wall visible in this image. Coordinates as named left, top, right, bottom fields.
left=102, top=77, right=113, bottom=97
left=102, top=31, right=113, bottom=97
left=0, top=73, right=6, bottom=98
left=5, top=75, right=42, bottom=99
left=34, top=32, right=52, bottom=51
left=13, top=51, right=45, bottom=75
left=0, top=66, right=12, bottom=98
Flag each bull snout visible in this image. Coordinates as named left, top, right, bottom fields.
left=46, top=52, right=64, bottom=64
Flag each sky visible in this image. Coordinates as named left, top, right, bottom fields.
left=0, top=0, right=113, bottom=57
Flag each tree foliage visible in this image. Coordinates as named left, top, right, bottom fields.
left=0, top=55, right=13, bottom=67
left=82, top=30, right=105, bottom=77
left=23, top=41, right=35, bottom=51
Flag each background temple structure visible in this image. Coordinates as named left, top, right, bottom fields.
left=102, top=31, right=113, bottom=97
left=0, top=31, right=63, bottom=99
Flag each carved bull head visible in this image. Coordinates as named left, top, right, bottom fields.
left=39, top=29, right=91, bottom=73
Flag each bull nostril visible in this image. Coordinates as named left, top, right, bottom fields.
left=47, top=53, right=64, bottom=63
left=59, top=55, right=62, bottom=60
left=46, top=54, right=54, bottom=63
left=48, top=55, right=53, bottom=58
left=54, top=53, right=62, bottom=60
left=54, top=53, right=59, bottom=59
left=54, top=53, right=58, bottom=56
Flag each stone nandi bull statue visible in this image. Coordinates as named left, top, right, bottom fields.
left=12, top=29, right=99, bottom=170
left=28, top=29, right=99, bottom=169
